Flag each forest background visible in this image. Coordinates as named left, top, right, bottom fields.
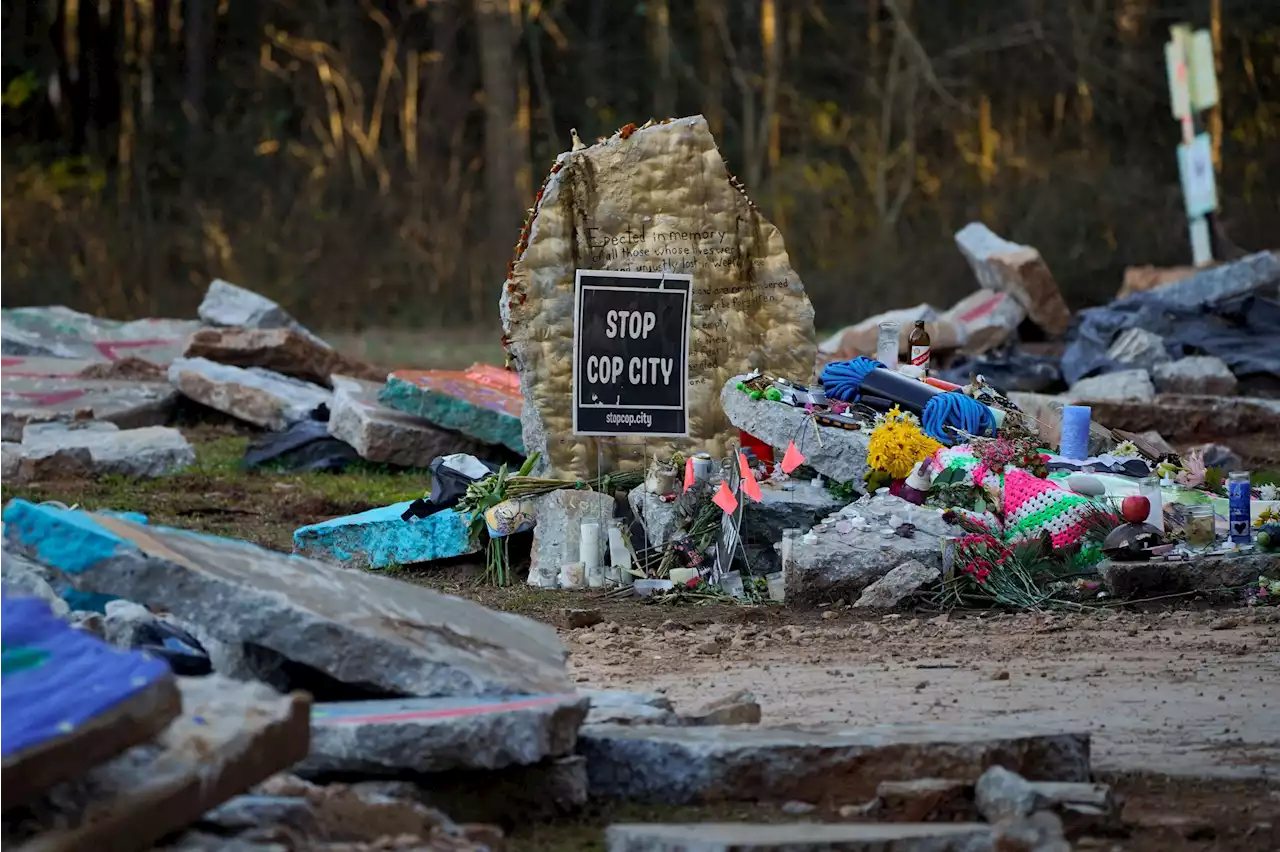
left=2, top=0, right=1277, bottom=336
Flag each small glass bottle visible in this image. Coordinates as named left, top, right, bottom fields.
left=1228, top=471, right=1252, bottom=544
left=908, top=320, right=932, bottom=374
left=876, top=321, right=900, bottom=371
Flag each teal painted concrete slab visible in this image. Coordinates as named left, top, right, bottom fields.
left=378, top=365, right=524, bottom=454
left=293, top=502, right=477, bottom=569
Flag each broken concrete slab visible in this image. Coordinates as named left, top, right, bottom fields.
left=1151, top=356, right=1238, bottom=397
left=502, top=116, right=816, bottom=478
left=627, top=485, right=682, bottom=551
left=0, top=306, right=200, bottom=363
left=852, top=559, right=940, bottom=609
left=328, top=375, right=484, bottom=469
left=1, top=547, right=71, bottom=616
left=787, top=496, right=954, bottom=606
left=2, top=500, right=573, bottom=698
left=292, top=503, right=478, bottom=570
left=606, top=822, right=998, bottom=851
left=1083, top=394, right=1280, bottom=443
left=1130, top=250, right=1280, bottom=310
left=681, top=690, right=761, bottom=727
left=168, top=357, right=332, bottom=430
left=296, top=693, right=588, bottom=777
left=1099, top=552, right=1278, bottom=600
left=722, top=375, right=869, bottom=485
left=1, top=595, right=183, bottom=811
left=742, top=483, right=845, bottom=575
left=876, top=778, right=974, bottom=823
left=380, top=365, right=525, bottom=453
left=528, top=489, right=616, bottom=587
left=584, top=690, right=678, bottom=727
left=3, top=675, right=309, bottom=852
left=1, top=369, right=178, bottom=442
left=7, top=421, right=195, bottom=482
left=1067, top=369, right=1156, bottom=404
left=955, top=223, right=1072, bottom=337
left=411, top=755, right=589, bottom=826
left=975, top=765, right=1043, bottom=822
left=184, top=327, right=384, bottom=387
left=198, top=279, right=328, bottom=347
left=578, top=722, right=1090, bottom=804
left=1105, top=328, right=1170, bottom=371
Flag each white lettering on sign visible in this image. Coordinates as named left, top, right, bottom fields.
left=605, top=310, right=658, bottom=340
left=586, top=355, right=673, bottom=386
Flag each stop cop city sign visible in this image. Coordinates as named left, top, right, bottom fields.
left=572, top=269, right=692, bottom=437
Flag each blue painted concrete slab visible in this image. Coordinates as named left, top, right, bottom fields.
left=292, top=502, right=478, bottom=569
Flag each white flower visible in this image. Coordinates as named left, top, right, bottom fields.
left=1259, top=484, right=1278, bottom=501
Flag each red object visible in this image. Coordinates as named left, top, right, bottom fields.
left=738, top=430, right=775, bottom=474
left=780, top=440, right=806, bottom=475
left=923, top=376, right=962, bottom=392
left=712, top=480, right=740, bottom=515
left=738, top=452, right=763, bottom=502
left=1121, top=495, right=1151, bottom=524
left=683, top=456, right=695, bottom=493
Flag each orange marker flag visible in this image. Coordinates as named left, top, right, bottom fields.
left=712, top=479, right=739, bottom=515
left=738, top=452, right=763, bottom=502
left=780, top=440, right=806, bottom=475
left=683, top=456, right=695, bottom=493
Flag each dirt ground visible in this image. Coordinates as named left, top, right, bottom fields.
left=4, top=428, right=1280, bottom=850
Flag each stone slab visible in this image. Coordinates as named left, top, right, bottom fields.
left=2, top=676, right=309, bottom=852
left=721, top=376, right=870, bottom=485
left=1100, top=552, right=1278, bottom=599
left=528, top=489, right=616, bottom=587
left=8, top=422, right=195, bottom=482
left=412, top=755, right=589, bottom=826
left=578, top=722, right=1090, bottom=804
left=1067, top=369, right=1156, bottom=404
left=500, top=116, right=816, bottom=478
left=1081, top=394, right=1280, bottom=443
left=742, top=483, right=845, bottom=575
left=296, top=692, right=588, bottom=777
left=954, top=223, right=1072, bottom=336
left=852, top=559, right=940, bottom=609
left=787, top=496, right=954, bottom=606
left=0, top=306, right=199, bottom=363
left=1150, top=356, right=1238, bottom=397
left=292, top=502, right=478, bottom=569
left=626, top=485, right=682, bottom=551
left=183, top=327, right=383, bottom=387
left=1, top=500, right=573, bottom=698
left=198, top=279, right=328, bottom=347
left=380, top=365, right=524, bottom=453
left=1, top=597, right=182, bottom=811
left=606, top=823, right=997, bottom=852
left=327, top=375, right=484, bottom=468
left=1, top=371, right=178, bottom=442
left=1128, top=250, right=1280, bottom=310
left=168, top=357, right=332, bottom=431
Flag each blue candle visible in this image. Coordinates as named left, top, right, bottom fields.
left=1060, top=405, right=1091, bottom=461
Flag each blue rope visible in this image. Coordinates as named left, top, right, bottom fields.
left=820, top=357, right=883, bottom=402
left=922, top=391, right=997, bottom=446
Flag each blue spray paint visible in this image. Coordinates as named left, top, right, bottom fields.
left=1227, top=471, right=1252, bottom=544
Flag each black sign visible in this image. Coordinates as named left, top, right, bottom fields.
left=572, top=270, right=692, bottom=437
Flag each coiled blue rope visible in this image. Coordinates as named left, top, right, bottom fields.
left=819, top=356, right=883, bottom=402
left=922, top=391, right=997, bottom=445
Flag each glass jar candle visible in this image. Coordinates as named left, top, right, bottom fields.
left=1184, top=505, right=1216, bottom=550
left=876, top=321, right=901, bottom=371
left=1138, top=476, right=1164, bottom=531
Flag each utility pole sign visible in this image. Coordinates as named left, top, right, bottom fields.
left=1165, top=24, right=1221, bottom=267
left=572, top=269, right=692, bottom=437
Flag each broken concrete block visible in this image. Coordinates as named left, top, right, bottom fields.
left=975, top=766, right=1043, bottom=823
left=198, top=279, right=328, bottom=347
left=680, top=690, right=761, bottom=726
left=168, top=357, right=332, bottom=430
left=1134, top=250, right=1280, bottom=310
left=1105, top=328, right=1170, bottom=370
left=876, top=778, right=974, bottom=823
left=296, top=692, right=588, bottom=777
left=1100, top=552, right=1277, bottom=600
left=1151, top=356, right=1239, bottom=396
left=413, top=755, right=589, bottom=826
left=328, top=375, right=484, bottom=468
left=788, top=496, right=954, bottom=606
left=1, top=368, right=178, bottom=442
left=1067, top=369, right=1155, bottom=404
left=292, top=503, right=478, bottom=569
left=627, top=485, right=682, bottom=550
left=852, top=559, right=940, bottom=609
left=1081, top=394, right=1280, bottom=443
left=102, top=599, right=160, bottom=648
left=184, top=327, right=383, bottom=387
left=380, top=365, right=524, bottom=453
left=528, top=489, right=616, bottom=585
left=585, top=690, right=679, bottom=727
left=742, top=483, right=845, bottom=575
left=1, top=594, right=182, bottom=812
left=992, top=811, right=1071, bottom=852
left=722, top=376, right=869, bottom=484
left=2, top=500, right=573, bottom=698
left=578, top=722, right=1090, bottom=804
left=1, top=305, right=199, bottom=363
left=1, top=546, right=71, bottom=616
left=3, top=675, right=309, bottom=852
left=502, top=116, right=816, bottom=478
left=10, top=421, right=195, bottom=481
left=955, top=223, right=1072, bottom=336
left=606, top=822, right=998, bottom=851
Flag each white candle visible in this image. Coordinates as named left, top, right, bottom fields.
left=579, top=522, right=601, bottom=568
